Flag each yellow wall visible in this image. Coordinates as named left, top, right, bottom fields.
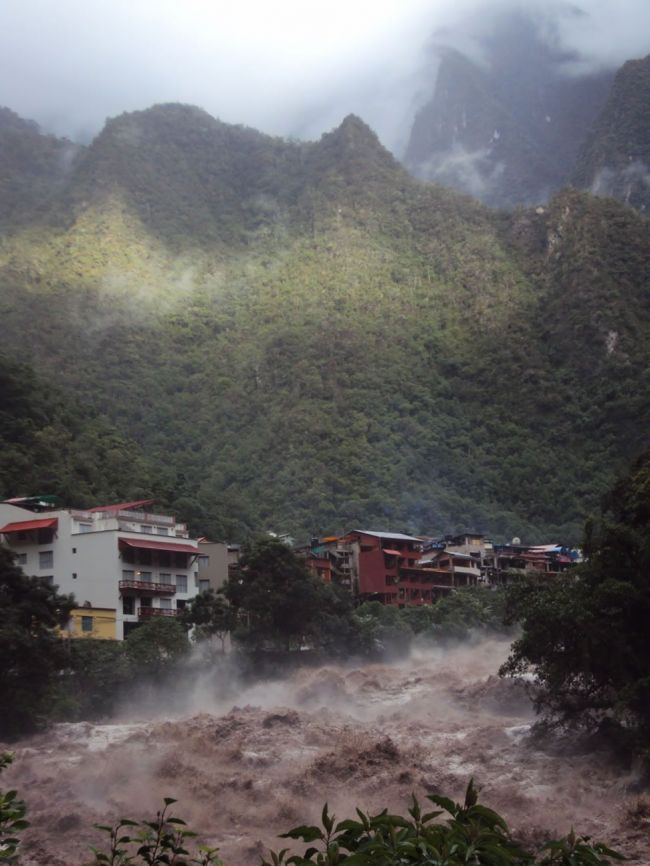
left=67, top=607, right=117, bottom=640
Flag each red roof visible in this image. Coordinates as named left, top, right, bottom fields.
left=383, top=548, right=403, bottom=556
left=0, top=517, right=58, bottom=534
left=90, top=499, right=155, bottom=513
left=118, top=537, right=197, bottom=554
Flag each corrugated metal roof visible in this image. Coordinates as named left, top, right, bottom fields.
left=350, top=530, right=422, bottom=542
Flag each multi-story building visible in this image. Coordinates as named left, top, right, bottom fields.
left=339, top=530, right=426, bottom=605
left=0, top=497, right=201, bottom=640
left=196, top=539, right=238, bottom=592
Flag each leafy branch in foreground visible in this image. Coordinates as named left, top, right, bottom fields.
left=89, top=798, right=223, bottom=866
left=263, top=779, right=623, bottom=866
left=0, top=754, right=29, bottom=864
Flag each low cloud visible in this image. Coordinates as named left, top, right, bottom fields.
left=0, top=0, right=648, bottom=152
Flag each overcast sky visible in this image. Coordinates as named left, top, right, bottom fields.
left=1, top=0, right=649, bottom=153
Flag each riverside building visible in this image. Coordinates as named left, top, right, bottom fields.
left=0, top=496, right=200, bottom=639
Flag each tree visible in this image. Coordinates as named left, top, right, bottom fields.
left=501, top=450, right=650, bottom=753
left=124, top=617, right=189, bottom=675
left=63, top=639, right=131, bottom=720
left=180, top=589, right=236, bottom=652
left=223, top=538, right=353, bottom=653
left=0, top=546, right=74, bottom=737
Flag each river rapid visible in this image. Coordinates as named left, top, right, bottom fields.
left=3, top=638, right=649, bottom=865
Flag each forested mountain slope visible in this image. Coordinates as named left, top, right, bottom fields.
left=1, top=104, right=649, bottom=543
left=0, top=356, right=157, bottom=507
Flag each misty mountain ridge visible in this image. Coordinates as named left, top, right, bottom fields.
left=573, top=54, right=650, bottom=212
left=1, top=97, right=650, bottom=545
left=403, top=6, right=650, bottom=211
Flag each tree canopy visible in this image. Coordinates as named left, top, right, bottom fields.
left=0, top=546, right=75, bottom=737
left=501, top=450, right=650, bottom=753
left=223, top=538, right=356, bottom=653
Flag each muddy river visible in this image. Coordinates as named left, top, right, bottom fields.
left=3, top=639, right=649, bottom=864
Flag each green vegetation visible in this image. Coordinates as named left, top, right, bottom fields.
left=1, top=105, right=650, bottom=545
left=501, top=450, right=650, bottom=756
left=222, top=538, right=360, bottom=654
left=0, top=354, right=160, bottom=508
left=180, top=588, right=236, bottom=651
left=0, top=546, right=74, bottom=737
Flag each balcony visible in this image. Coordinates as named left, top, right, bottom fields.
left=138, top=607, right=178, bottom=619
left=120, top=579, right=176, bottom=594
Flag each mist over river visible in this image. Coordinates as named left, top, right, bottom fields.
left=4, top=638, right=649, bottom=865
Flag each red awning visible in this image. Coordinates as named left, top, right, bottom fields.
left=118, top=537, right=197, bottom=554
left=0, top=517, right=58, bottom=533
left=383, top=548, right=403, bottom=556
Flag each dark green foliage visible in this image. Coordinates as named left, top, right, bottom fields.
left=124, top=618, right=190, bottom=675
left=354, top=588, right=510, bottom=655
left=58, top=639, right=133, bottom=720
left=0, top=546, right=74, bottom=737
left=0, top=354, right=159, bottom=508
left=264, top=780, right=623, bottom=865
left=0, top=754, right=29, bottom=865
left=223, top=539, right=357, bottom=653
left=501, top=451, right=650, bottom=752
left=90, top=798, right=224, bottom=866
left=180, top=589, right=236, bottom=651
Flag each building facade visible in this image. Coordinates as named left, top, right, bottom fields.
left=0, top=498, right=201, bottom=640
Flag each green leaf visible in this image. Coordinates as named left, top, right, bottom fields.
left=279, top=826, right=324, bottom=843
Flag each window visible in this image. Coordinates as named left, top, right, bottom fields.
left=138, top=572, right=152, bottom=583
left=72, top=572, right=77, bottom=580
left=174, top=553, right=187, bottom=568
left=17, top=553, right=27, bottom=565
left=176, top=599, right=186, bottom=611
left=141, top=597, right=152, bottom=608
left=72, top=547, right=77, bottom=554
left=141, top=525, right=153, bottom=534
left=123, top=597, right=134, bottom=615
left=199, top=579, right=210, bottom=592
left=156, top=526, right=168, bottom=535
left=159, top=551, right=171, bottom=567
left=81, top=616, right=93, bottom=633
left=138, top=549, right=152, bottom=565
left=175, top=574, right=187, bottom=592
left=41, top=576, right=53, bottom=586
left=39, top=550, right=53, bottom=569
left=198, top=555, right=209, bottom=570
left=78, top=523, right=92, bottom=533
left=122, top=569, right=134, bottom=581
left=159, top=598, right=171, bottom=610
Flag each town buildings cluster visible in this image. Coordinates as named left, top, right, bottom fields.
left=298, top=530, right=579, bottom=606
left=0, top=495, right=578, bottom=641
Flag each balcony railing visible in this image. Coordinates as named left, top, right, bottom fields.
left=138, top=607, right=178, bottom=619
left=120, top=579, right=176, bottom=594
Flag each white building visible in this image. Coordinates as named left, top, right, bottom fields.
left=0, top=497, right=201, bottom=640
